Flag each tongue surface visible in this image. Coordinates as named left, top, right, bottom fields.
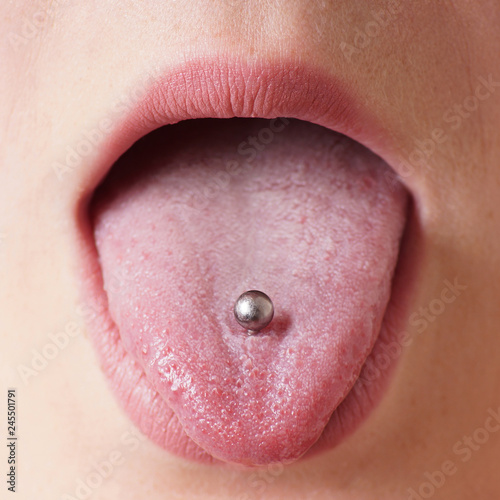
left=92, top=118, right=407, bottom=465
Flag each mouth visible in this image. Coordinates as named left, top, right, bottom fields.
left=75, top=57, right=418, bottom=466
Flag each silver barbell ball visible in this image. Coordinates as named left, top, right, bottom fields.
left=234, top=290, right=274, bottom=334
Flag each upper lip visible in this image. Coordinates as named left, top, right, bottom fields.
left=76, top=55, right=400, bottom=209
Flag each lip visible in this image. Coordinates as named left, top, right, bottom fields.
left=74, top=56, right=419, bottom=465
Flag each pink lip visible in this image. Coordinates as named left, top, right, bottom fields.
left=74, top=56, right=420, bottom=464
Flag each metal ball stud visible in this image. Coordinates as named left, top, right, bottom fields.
left=234, top=290, right=274, bottom=334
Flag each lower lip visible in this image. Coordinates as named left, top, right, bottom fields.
left=74, top=57, right=420, bottom=464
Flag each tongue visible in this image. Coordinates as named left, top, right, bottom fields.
left=92, top=118, right=407, bottom=465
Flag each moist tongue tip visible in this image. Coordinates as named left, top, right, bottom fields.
left=157, top=344, right=352, bottom=465
left=179, top=403, right=327, bottom=466
left=91, top=117, right=408, bottom=466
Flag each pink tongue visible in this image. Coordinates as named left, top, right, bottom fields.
left=92, top=118, right=407, bottom=465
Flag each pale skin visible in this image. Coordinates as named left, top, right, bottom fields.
left=1, top=1, right=500, bottom=499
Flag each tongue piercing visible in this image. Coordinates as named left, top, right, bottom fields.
left=234, top=290, right=274, bottom=334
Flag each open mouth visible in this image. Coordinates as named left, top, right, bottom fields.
left=75, top=58, right=418, bottom=466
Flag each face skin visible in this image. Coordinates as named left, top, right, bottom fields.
left=1, top=1, right=500, bottom=498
